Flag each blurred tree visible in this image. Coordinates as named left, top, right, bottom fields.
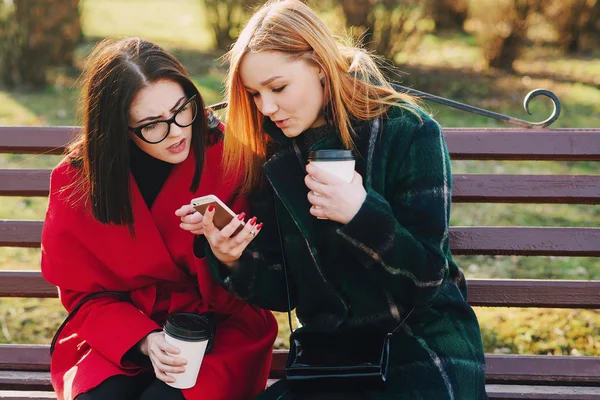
left=471, top=0, right=543, bottom=72
left=0, top=0, right=81, bottom=88
left=425, top=0, right=468, bottom=32
left=202, top=0, right=261, bottom=50
left=543, top=0, right=599, bottom=54
left=342, top=0, right=431, bottom=61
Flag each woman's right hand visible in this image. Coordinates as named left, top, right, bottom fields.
left=139, top=332, right=187, bottom=384
left=202, top=205, right=262, bottom=270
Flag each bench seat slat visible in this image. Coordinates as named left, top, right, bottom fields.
left=485, top=384, right=600, bottom=399
left=2, top=387, right=600, bottom=400
left=3, top=222, right=599, bottom=256
left=2, top=127, right=600, bottom=161
left=1, top=272, right=598, bottom=308
left=2, top=388, right=600, bottom=400
left=0, top=391, right=56, bottom=400
left=2, top=347, right=600, bottom=388
left=0, top=372, right=51, bottom=391
left=270, top=351, right=600, bottom=385
left=3, top=171, right=598, bottom=204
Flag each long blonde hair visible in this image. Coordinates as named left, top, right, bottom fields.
left=224, top=0, right=417, bottom=193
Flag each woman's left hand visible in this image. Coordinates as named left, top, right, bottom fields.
left=175, top=204, right=204, bottom=235
left=305, top=163, right=366, bottom=224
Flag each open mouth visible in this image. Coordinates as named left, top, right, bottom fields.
left=274, top=119, right=289, bottom=129
left=167, top=138, right=186, bottom=153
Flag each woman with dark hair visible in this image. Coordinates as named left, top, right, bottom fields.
left=41, top=37, right=276, bottom=400
left=180, top=0, right=487, bottom=398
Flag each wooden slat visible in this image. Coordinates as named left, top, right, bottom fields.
left=0, top=391, right=55, bottom=400
left=451, top=227, right=600, bottom=256
left=0, top=127, right=75, bottom=155
left=2, top=172, right=599, bottom=203
left=2, top=127, right=600, bottom=160
left=0, top=346, right=50, bottom=371
left=468, top=279, right=600, bottom=309
left=1, top=271, right=599, bottom=308
left=486, top=385, right=600, bottom=400
left=0, top=170, right=51, bottom=197
left=0, top=221, right=41, bottom=248
left=2, top=347, right=600, bottom=391
left=1, top=387, right=600, bottom=400
left=0, top=272, right=55, bottom=298
left=271, top=351, right=600, bottom=385
left=445, top=128, right=600, bottom=161
left=452, top=175, right=600, bottom=204
left=485, top=354, right=600, bottom=386
left=0, top=372, right=51, bottom=391
left=3, top=221, right=599, bottom=256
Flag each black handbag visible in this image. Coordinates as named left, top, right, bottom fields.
left=273, top=196, right=414, bottom=390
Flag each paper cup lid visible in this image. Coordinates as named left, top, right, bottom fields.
left=308, top=149, right=355, bottom=161
left=164, top=312, right=212, bottom=341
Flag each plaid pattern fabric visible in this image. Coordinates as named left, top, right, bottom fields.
left=207, top=106, right=487, bottom=399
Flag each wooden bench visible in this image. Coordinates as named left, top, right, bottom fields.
left=1, top=124, right=599, bottom=400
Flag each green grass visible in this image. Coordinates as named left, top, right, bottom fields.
left=82, top=0, right=214, bottom=51
left=0, top=0, right=598, bottom=352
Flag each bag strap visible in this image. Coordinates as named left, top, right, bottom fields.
left=50, top=291, right=129, bottom=355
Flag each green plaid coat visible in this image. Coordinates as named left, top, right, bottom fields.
left=208, top=105, right=488, bottom=399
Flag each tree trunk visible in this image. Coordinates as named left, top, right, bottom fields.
left=0, top=0, right=80, bottom=88
left=426, top=0, right=467, bottom=32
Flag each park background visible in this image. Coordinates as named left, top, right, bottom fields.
left=0, top=0, right=598, bottom=355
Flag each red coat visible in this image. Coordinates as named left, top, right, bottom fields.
left=41, top=141, right=277, bottom=400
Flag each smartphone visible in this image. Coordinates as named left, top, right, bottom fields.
left=191, top=194, right=244, bottom=236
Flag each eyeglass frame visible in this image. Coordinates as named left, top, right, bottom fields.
left=128, top=94, right=198, bottom=144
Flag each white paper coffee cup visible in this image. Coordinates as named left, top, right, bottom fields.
left=308, top=150, right=356, bottom=219
left=163, top=313, right=212, bottom=389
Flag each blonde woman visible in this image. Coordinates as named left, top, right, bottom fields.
left=180, top=1, right=487, bottom=398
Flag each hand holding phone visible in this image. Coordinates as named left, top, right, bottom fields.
left=191, top=195, right=244, bottom=236
left=189, top=195, right=263, bottom=269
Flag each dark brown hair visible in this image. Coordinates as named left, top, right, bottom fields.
left=69, top=37, right=211, bottom=228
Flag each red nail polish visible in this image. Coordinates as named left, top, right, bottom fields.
left=249, top=216, right=257, bottom=226
left=256, top=222, right=263, bottom=231
left=237, top=212, right=246, bottom=220
left=207, top=205, right=215, bottom=212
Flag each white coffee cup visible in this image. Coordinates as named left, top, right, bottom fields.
left=163, top=312, right=213, bottom=389
left=308, top=150, right=356, bottom=219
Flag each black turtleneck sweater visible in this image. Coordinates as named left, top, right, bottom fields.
left=294, top=123, right=335, bottom=162
left=129, top=142, right=174, bottom=208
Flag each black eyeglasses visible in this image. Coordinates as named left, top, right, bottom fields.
left=128, top=95, right=198, bottom=144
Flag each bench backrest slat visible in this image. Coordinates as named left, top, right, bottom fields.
left=2, top=127, right=600, bottom=160
left=3, top=221, right=598, bottom=256
left=3, top=171, right=599, bottom=204
left=2, top=272, right=598, bottom=309
left=0, top=170, right=51, bottom=197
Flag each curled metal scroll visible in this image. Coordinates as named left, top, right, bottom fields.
left=391, top=84, right=561, bottom=129
left=207, top=86, right=562, bottom=129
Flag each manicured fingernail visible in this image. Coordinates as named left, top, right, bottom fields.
left=237, top=212, right=246, bottom=220
left=249, top=216, right=257, bottom=226
left=207, top=205, right=214, bottom=212
left=256, top=222, right=263, bottom=231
